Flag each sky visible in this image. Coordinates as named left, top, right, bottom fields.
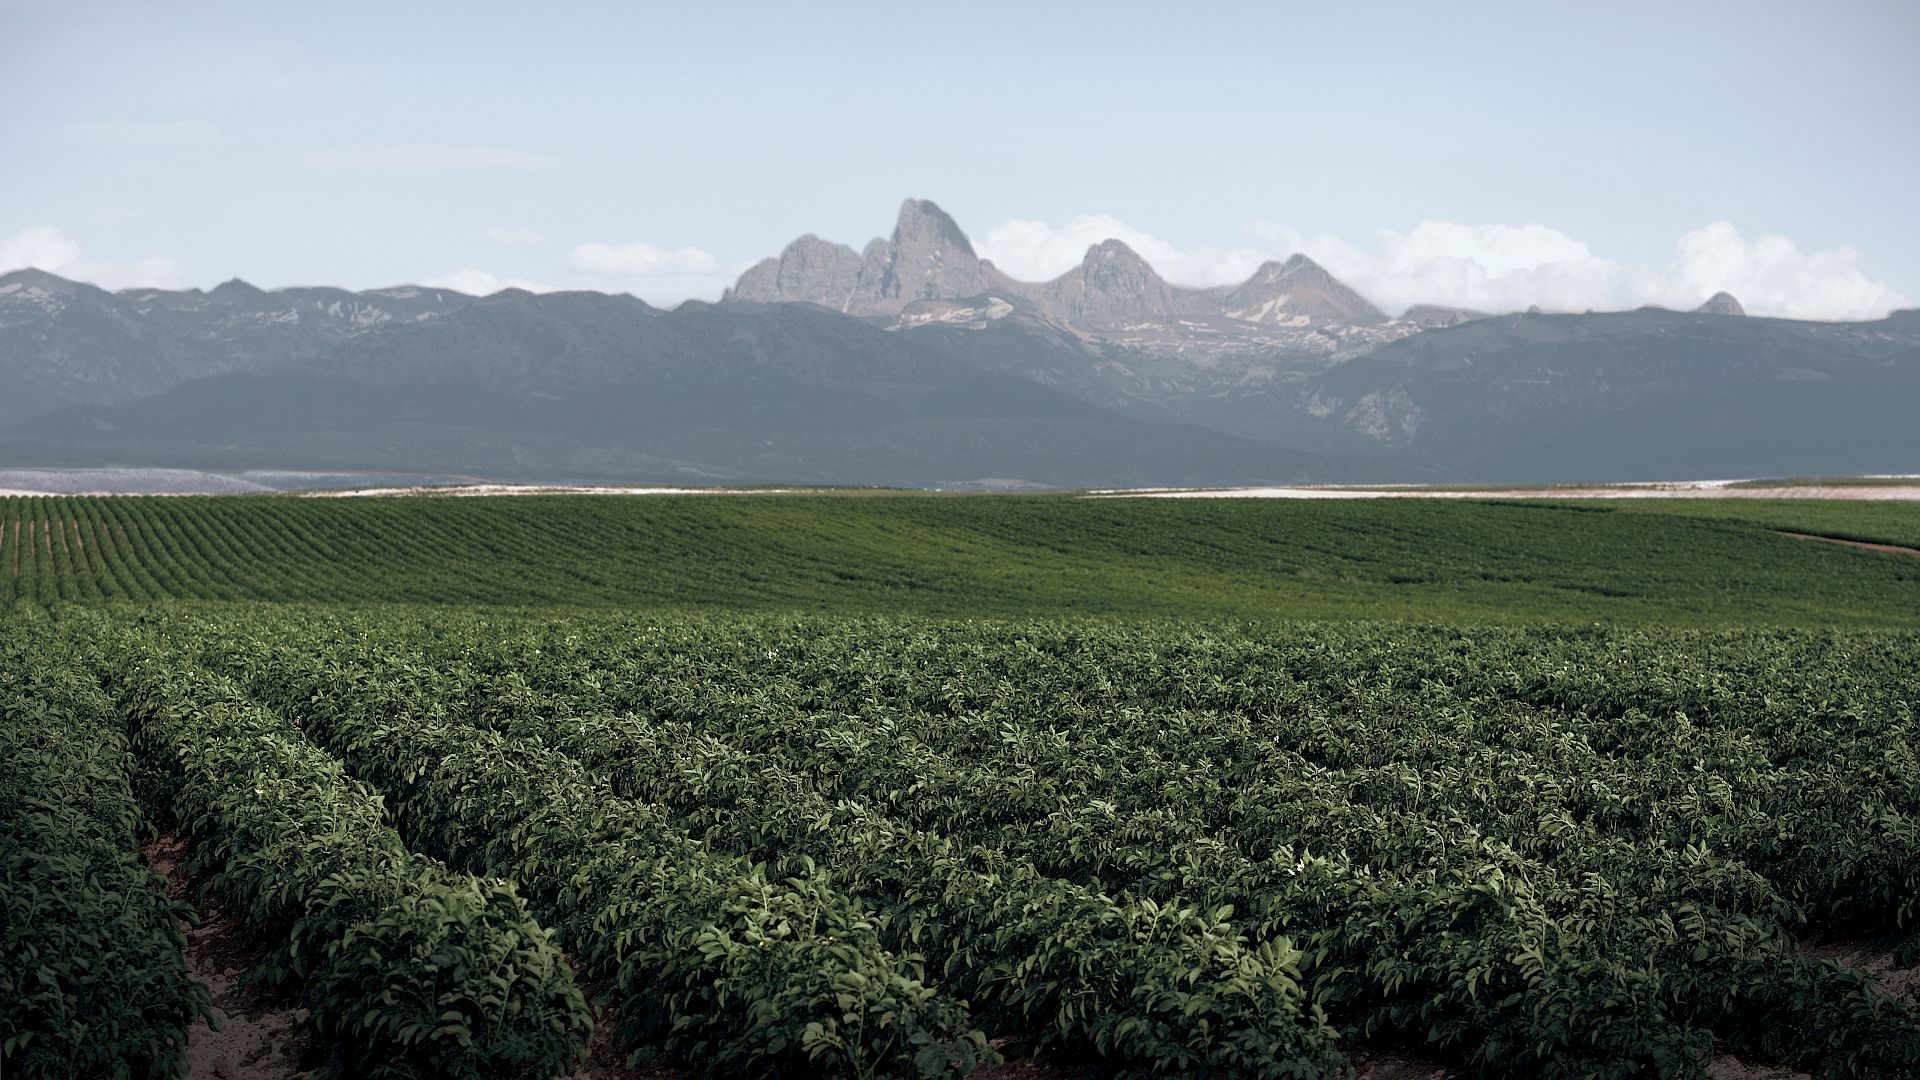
left=2, top=0, right=1916, bottom=319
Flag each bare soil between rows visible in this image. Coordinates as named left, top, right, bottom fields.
left=140, top=829, right=674, bottom=1080
left=138, top=830, right=1908, bottom=1080
left=1779, top=531, right=1920, bottom=558
left=142, top=832, right=316, bottom=1080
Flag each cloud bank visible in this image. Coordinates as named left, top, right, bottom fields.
left=0, top=225, right=185, bottom=289
left=979, top=216, right=1266, bottom=288
left=422, top=240, right=728, bottom=301
left=977, top=215, right=1907, bottom=320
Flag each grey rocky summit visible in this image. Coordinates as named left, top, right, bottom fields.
left=1034, top=239, right=1178, bottom=327
left=723, top=199, right=994, bottom=315
left=1695, top=291, right=1746, bottom=316
left=1217, top=254, right=1386, bottom=326
left=729, top=235, right=864, bottom=311
left=725, top=198, right=1402, bottom=342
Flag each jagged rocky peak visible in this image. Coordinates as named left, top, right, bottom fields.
left=1696, top=291, right=1746, bottom=316
left=1077, top=239, right=1167, bottom=294
left=726, top=199, right=992, bottom=314
left=1223, top=253, right=1386, bottom=326
left=726, top=233, right=865, bottom=310
left=721, top=198, right=1399, bottom=332
left=891, top=198, right=975, bottom=258
left=1037, top=238, right=1176, bottom=326
left=876, top=198, right=989, bottom=306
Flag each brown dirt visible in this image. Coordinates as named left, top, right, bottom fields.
left=1804, top=933, right=1920, bottom=1005
left=1349, top=1049, right=1451, bottom=1078
left=1344, top=1045, right=1812, bottom=1079
left=1778, top=532, right=1920, bottom=557
left=129, top=831, right=1907, bottom=1080
left=142, top=832, right=317, bottom=1080
left=143, top=831, right=690, bottom=1080
left=564, top=974, right=689, bottom=1080
left=1708, top=1054, right=1812, bottom=1079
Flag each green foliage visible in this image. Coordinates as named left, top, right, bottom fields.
left=3, top=493, right=1920, bottom=624
left=123, top=603, right=1920, bottom=1079
left=0, top=610, right=212, bottom=1079
left=278, top=650, right=1345, bottom=1077
left=209, top=643, right=993, bottom=1078
left=8, top=476, right=1920, bottom=1079
left=111, top=659, right=593, bottom=1080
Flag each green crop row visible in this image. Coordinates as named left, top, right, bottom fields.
left=6, top=492, right=1920, bottom=624
left=240, top=638, right=1349, bottom=1078
left=222, top=605, right=1920, bottom=1077
left=109, top=657, right=594, bottom=1079
left=438, top=611, right=1920, bottom=942
left=0, top=610, right=211, bottom=1079
left=21, top=601, right=1920, bottom=1076
left=142, top=619, right=998, bottom=1080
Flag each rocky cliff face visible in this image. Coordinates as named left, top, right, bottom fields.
left=725, top=198, right=1398, bottom=337
left=1031, top=239, right=1179, bottom=327
left=730, top=235, right=864, bottom=311
left=723, top=200, right=992, bottom=314
left=1216, top=254, right=1387, bottom=326
left=873, top=199, right=991, bottom=306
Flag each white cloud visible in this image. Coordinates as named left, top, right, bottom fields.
left=300, top=143, right=559, bottom=173
left=1258, top=219, right=1908, bottom=320
left=1667, top=222, right=1905, bottom=322
left=0, top=225, right=82, bottom=273
left=0, top=225, right=184, bottom=289
left=422, top=268, right=554, bottom=296
left=977, top=215, right=1265, bottom=287
left=485, top=227, right=542, bottom=244
left=570, top=241, right=717, bottom=276
left=977, top=212, right=1906, bottom=320
left=68, top=121, right=216, bottom=148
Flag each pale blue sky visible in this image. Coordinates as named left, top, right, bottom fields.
left=3, top=0, right=1915, bottom=318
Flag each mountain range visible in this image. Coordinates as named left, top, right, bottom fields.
left=2, top=198, right=1915, bottom=487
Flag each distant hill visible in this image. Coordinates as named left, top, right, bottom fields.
left=0, top=280, right=1346, bottom=487
left=1275, top=307, right=1920, bottom=480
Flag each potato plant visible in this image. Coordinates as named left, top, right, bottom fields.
left=112, top=661, right=593, bottom=1080
left=0, top=616, right=211, bottom=1079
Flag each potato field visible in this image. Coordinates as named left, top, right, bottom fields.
left=4, top=494, right=1920, bottom=1077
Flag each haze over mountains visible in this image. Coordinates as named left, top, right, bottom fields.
left=2, top=199, right=1915, bottom=488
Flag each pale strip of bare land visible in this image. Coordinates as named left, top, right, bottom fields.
left=1101, top=479, right=1920, bottom=501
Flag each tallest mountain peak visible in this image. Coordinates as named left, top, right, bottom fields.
left=892, top=198, right=976, bottom=259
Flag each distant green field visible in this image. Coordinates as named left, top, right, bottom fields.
left=1580, top=497, right=1920, bottom=552
left=2, top=493, right=1917, bottom=624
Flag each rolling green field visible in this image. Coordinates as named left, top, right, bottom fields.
left=1, top=493, right=1918, bottom=623
left=4, top=493, right=1919, bottom=1079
